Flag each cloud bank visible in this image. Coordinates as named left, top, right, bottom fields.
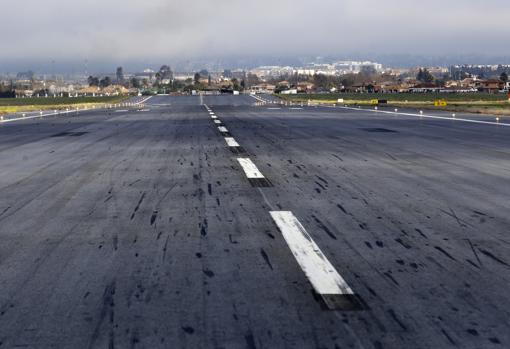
left=1, top=0, right=509, bottom=65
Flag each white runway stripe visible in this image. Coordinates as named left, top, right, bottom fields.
left=135, top=96, right=152, bottom=105
left=214, top=120, right=221, bottom=124
left=211, top=115, right=218, bottom=119
left=335, top=105, right=510, bottom=127
left=224, top=137, right=240, bottom=147
left=237, top=158, right=265, bottom=179
left=270, top=211, right=354, bottom=296
left=218, top=126, right=228, bottom=133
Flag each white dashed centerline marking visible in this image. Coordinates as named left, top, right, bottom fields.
left=224, top=137, right=240, bottom=147
left=269, top=211, right=360, bottom=310
left=237, top=158, right=265, bottom=179
left=211, top=115, right=218, bottom=119
left=214, top=120, right=221, bottom=124
left=218, top=126, right=228, bottom=133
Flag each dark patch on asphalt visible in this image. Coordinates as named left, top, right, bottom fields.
left=200, top=218, right=208, bottom=237
left=315, top=181, right=327, bottom=190
left=441, top=208, right=472, bottom=228
left=361, top=128, right=397, bottom=133
left=383, top=271, right=399, bottom=286
left=320, top=293, right=366, bottom=311
left=88, top=280, right=116, bottom=348
left=415, top=228, right=428, bottom=239
left=478, top=249, right=509, bottom=267
left=128, top=179, right=141, bottom=187
left=248, top=178, right=273, bottom=188
left=441, top=328, right=456, bottom=345
left=203, top=269, right=215, bottom=278
left=489, top=337, right=501, bottom=344
left=229, top=146, right=245, bottom=154
left=395, top=238, right=412, bottom=249
left=260, top=248, right=273, bottom=270
left=434, top=246, right=457, bottom=261
left=388, top=309, right=408, bottom=331
left=0, top=206, right=10, bottom=217
left=316, top=175, right=328, bottom=185
left=150, top=211, right=158, bottom=225
left=182, top=326, right=195, bottom=334
left=311, top=215, right=337, bottom=240
left=130, top=192, right=146, bottom=220
left=336, top=204, right=348, bottom=215
left=244, top=332, right=257, bottom=349
left=467, top=328, right=479, bottom=336
left=112, top=234, right=118, bottom=251
left=51, top=131, right=88, bottom=137
left=229, top=234, right=238, bottom=244
left=162, top=236, right=170, bottom=262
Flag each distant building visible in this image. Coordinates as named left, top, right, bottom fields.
left=280, top=89, right=298, bottom=95
left=250, top=83, right=276, bottom=93
left=102, top=85, right=129, bottom=96
left=76, top=86, right=101, bottom=96
left=134, top=69, right=156, bottom=82
left=174, top=74, right=194, bottom=81
left=450, top=64, right=510, bottom=80
left=231, top=70, right=246, bottom=81
left=249, top=61, right=383, bottom=79
left=297, top=82, right=315, bottom=92
left=476, top=79, right=505, bottom=93
left=250, top=66, right=294, bottom=79
left=409, top=83, right=442, bottom=93
left=15, top=89, right=34, bottom=97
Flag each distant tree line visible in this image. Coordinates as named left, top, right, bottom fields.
left=0, top=81, right=15, bottom=98
left=416, top=68, right=434, bottom=83
left=87, top=76, right=113, bottom=88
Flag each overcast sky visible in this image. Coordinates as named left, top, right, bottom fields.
left=1, top=0, right=510, bottom=69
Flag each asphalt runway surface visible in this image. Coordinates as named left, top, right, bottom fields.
left=1, top=94, right=509, bottom=348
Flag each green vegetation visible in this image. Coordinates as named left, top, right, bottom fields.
left=0, top=96, right=129, bottom=115
left=416, top=68, right=435, bottom=83
left=0, top=96, right=126, bottom=106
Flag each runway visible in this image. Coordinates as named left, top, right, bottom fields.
left=0, top=94, right=509, bottom=348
